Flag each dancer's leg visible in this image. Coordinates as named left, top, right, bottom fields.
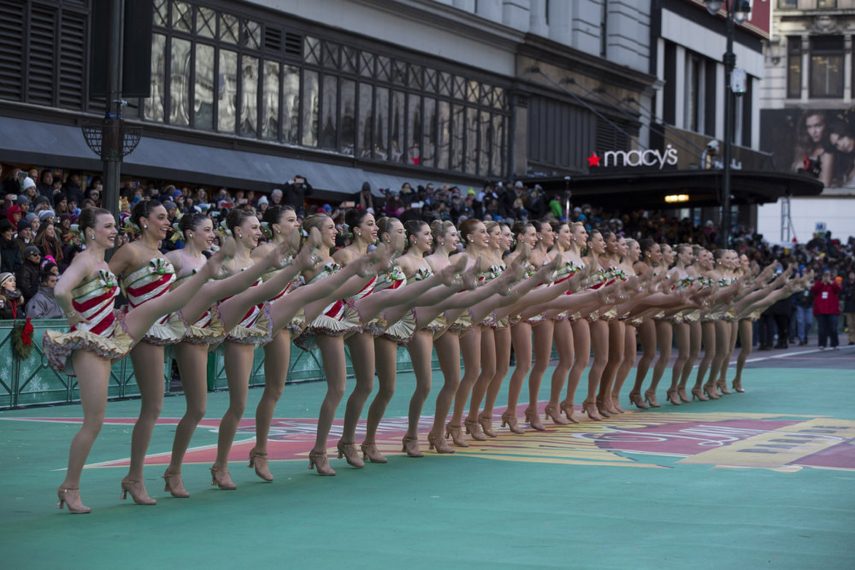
left=125, top=342, right=166, bottom=493
left=564, top=319, right=591, bottom=416
left=406, top=330, right=434, bottom=439
left=167, top=343, right=209, bottom=473
left=363, top=338, right=397, bottom=444
left=450, top=327, right=482, bottom=427
left=598, top=320, right=625, bottom=413
left=340, top=333, right=376, bottom=445
left=613, top=324, right=637, bottom=405
left=505, top=323, right=532, bottom=418
left=255, top=331, right=291, bottom=452
left=311, top=335, right=347, bottom=453
left=648, top=320, right=673, bottom=397
left=527, top=320, right=555, bottom=417
left=629, top=319, right=656, bottom=398
left=482, top=326, right=512, bottom=419
left=430, top=332, right=461, bottom=438
left=467, top=326, right=497, bottom=422
left=668, top=322, right=690, bottom=397
left=546, top=319, right=574, bottom=421
left=732, top=319, right=752, bottom=390
left=585, top=321, right=609, bottom=411
left=214, top=343, right=255, bottom=469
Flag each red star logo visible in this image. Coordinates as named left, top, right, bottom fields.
left=587, top=153, right=601, bottom=168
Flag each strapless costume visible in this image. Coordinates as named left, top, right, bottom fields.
left=174, top=269, right=225, bottom=345
left=43, top=270, right=134, bottom=372
left=122, top=258, right=186, bottom=345
left=415, top=267, right=449, bottom=338
left=365, top=265, right=416, bottom=345
left=551, top=259, right=584, bottom=322
left=222, top=276, right=273, bottom=345
left=479, top=264, right=509, bottom=328
left=295, top=262, right=361, bottom=349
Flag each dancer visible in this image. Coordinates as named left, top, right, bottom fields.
left=46, top=207, right=231, bottom=513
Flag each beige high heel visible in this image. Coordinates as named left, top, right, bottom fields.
left=307, top=450, right=336, bottom=476
left=525, top=407, right=546, bottom=431
left=560, top=401, right=579, bottom=424
left=209, top=465, right=237, bottom=490
left=360, top=442, right=388, bottom=464
left=57, top=487, right=91, bottom=514
left=582, top=400, right=603, bottom=421
left=162, top=469, right=190, bottom=498
left=445, top=423, right=469, bottom=447
left=401, top=436, right=424, bottom=458
left=544, top=403, right=570, bottom=425
left=464, top=417, right=488, bottom=441
left=336, top=440, right=365, bottom=468
left=249, top=448, right=274, bottom=481
left=120, top=477, right=157, bottom=505
left=428, top=431, right=456, bottom=453
left=501, top=411, right=526, bottom=434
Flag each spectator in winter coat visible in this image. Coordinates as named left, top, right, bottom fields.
left=811, top=270, right=842, bottom=349
left=0, top=219, right=21, bottom=273
left=0, top=272, right=25, bottom=319
left=15, top=245, right=41, bottom=303
left=25, top=270, right=63, bottom=319
left=844, top=270, right=855, bottom=346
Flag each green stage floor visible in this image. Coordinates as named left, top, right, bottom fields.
left=2, top=349, right=855, bottom=569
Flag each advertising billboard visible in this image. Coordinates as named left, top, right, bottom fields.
left=760, top=107, right=855, bottom=189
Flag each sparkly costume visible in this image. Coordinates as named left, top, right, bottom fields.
left=43, top=269, right=134, bottom=372
left=122, top=258, right=185, bottom=345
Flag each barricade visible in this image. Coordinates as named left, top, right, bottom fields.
left=0, top=320, right=434, bottom=409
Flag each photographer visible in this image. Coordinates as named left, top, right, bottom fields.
left=811, top=270, right=842, bottom=350
left=282, top=175, right=313, bottom=216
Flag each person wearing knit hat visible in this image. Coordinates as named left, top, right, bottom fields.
left=0, top=272, right=14, bottom=289
left=21, top=177, right=36, bottom=192
left=38, top=209, right=56, bottom=223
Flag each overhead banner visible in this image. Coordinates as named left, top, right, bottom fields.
left=760, top=107, right=855, bottom=189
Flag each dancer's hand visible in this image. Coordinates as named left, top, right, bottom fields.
left=204, top=236, right=236, bottom=280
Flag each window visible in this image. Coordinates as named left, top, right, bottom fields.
left=777, top=0, right=797, bottom=8
left=816, top=0, right=837, bottom=9
left=787, top=36, right=802, bottom=99
left=684, top=53, right=703, bottom=132
left=809, top=36, right=844, bottom=98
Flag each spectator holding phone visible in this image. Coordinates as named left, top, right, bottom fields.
left=811, top=270, right=842, bottom=350
left=282, top=175, right=312, bottom=216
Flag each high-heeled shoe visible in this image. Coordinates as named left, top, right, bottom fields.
left=544, top=403, right=570, bottom=425
left=611, top=397, right=625, bottom=414
left=582, top=400, right=603, bottom=421
left=478, top=414, right=497, bottom=438
left=691, top=386, right=709, bottom=401
left=336, top=440, right=365, bottom=468
left=56, top=487, right=91, bottom=514
left=560, top=401, right=579, bottom=424
left=209, top=465, right=237, bottom=490
left=716, top=380, right=732, bottom=396
left=307, top=450, right=336, bottom=476
left=524, top=407, right=546, bottom=431
left=120, top=477, right=157, bottom=505
left=703, top=383, right=721, bottom=400
left=445, top=423, right=469, bottom=447
left=162, top=469, right=190, bottom=498
left=644, top=389, right=661, bottom=408
left=249, top=448, right=274, bottom=481
left=596, top=397, right=613, bottom=417
left=678, top=387, right=691, bottom=403
left=401, top=436, right=424, bottom=458
left=629, top=392, right=649, bottom=410
left=501, top=411, right=526, bottom=434
left=666, top=389, right=682, bottom=406
left=428, top=431, right=456, bottom=453
left=360, top=442, right=388, bottom=463
left=732, top=379, right=745, bottom=393
left=464, top=417, right=488, bottom=441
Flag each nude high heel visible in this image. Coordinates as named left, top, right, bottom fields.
left=560, top=401, right=579, bottom=424
left=120, top=477, right=157, bottom=505
left=360, top=442, right=388, bottom=464
left=691, top=386, right=709, bottom=401
left=644, top=389, right=661, bottom=408
left=732, top=379, right=745, bottom=393
left=401, top=435, right=424, bottom=458
left=336, top=440, right=365, bottom=468
left=307, top=450, right=336, bottom=476
left=501, top=411, right=526, bottom=434
left=666, top=389, right=682, bottom=406
left=544, top=403, right=570, bottom=425
left=445, top=423, right=469, bottom=447
left=428, top=431, right=456, bottom=453
left=57, top=487, right=91, bottom=514
left=249, top=448, right=274, bottom=481
left=464, top=417, right=488, bottom=441
left=209, top=465, right=237, bottom=490
left=582, top=400, right=603, bottom=421
left=524, top=407, right=546, bottom=431
left=478, top=414, right=497, bottom=438
left=629, top=392, right=649, bottom=410
left=162, top=469, right=190, bottom=498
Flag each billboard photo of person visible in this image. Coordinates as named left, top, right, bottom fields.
left=792, top=110, right=834, bottom=187
left=828, top=120, right=855, bottom=188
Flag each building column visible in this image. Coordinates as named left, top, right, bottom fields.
left=503, top=0, right=530, bottom=31
left=529, top=0, right=548, bottom=36
left=453, top=0, right=475, bottom=12
left=655, top=38, right=665, bottom=124
left=715, top=61, right=725, bottom=140
left=801, top=34, right=809, bottom=102
left=548, top=0, right=572, bottom=46
left=675, top=45, right=686, bottom=130
left=845, top=35, right=852, bottom=104
left=475, top=0, right=502, bottom=22
left=511, top=91, right=529, bottom=177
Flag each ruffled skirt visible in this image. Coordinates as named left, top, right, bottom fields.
left=294, top=310, right=361, bottom=350
left=183, top=308, right=226, bottom=346
left=448, top=311, right=473, bottom=334
left=365, top=310, right=417, bottom=345
left=139, top=311, right=187, bottom=346
left=43, top=317, right=134, bottom=373
left=224, top=303, right=274, bottom=345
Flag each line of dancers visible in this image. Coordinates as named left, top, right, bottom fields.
left=46, top=205, right=810, bottom=513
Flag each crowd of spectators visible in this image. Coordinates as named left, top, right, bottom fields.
left=1, top=163, right=853, bottom=345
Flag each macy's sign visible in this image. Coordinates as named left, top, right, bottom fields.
left=589, top=144, right=679, bottom=170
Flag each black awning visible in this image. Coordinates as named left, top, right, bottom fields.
left=523, top=170, right=824, bottom=209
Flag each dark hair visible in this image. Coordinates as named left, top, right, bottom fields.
left=78, top=207, right=112, bottom=238
left=458, top=219, right=481, bottom=245
left=344, top=208, right=373, bottom=231
left=179, top=213, right=210, bottom=239
left=40, top=269, right=57, bottom=284
left=403, top=219, right=428, bottom=249
left=131, top=199, right=164, bottom=229
left=550, top=221, right=569, bottom=234
left=262, top=205, right=296, bottom=226
left=512, top=221, right=534, bottom=237
left=639, top=237, right=657, bottom=257
left=225, top=207, right=256, bottom=233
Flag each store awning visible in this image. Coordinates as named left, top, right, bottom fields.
left=0, top=115, right=478, bottom=199
left=523, top=169, right=824, bottom=209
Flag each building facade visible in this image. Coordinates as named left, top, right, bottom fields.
left=759, top=0, right=855, bottom=241
left=0, top=0, right=656, bottom=197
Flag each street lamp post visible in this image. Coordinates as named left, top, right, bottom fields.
left=704, top=0, right=750, bottom=248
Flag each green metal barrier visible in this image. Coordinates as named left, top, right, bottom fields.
left=0, top=320, right=436, bottom=409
